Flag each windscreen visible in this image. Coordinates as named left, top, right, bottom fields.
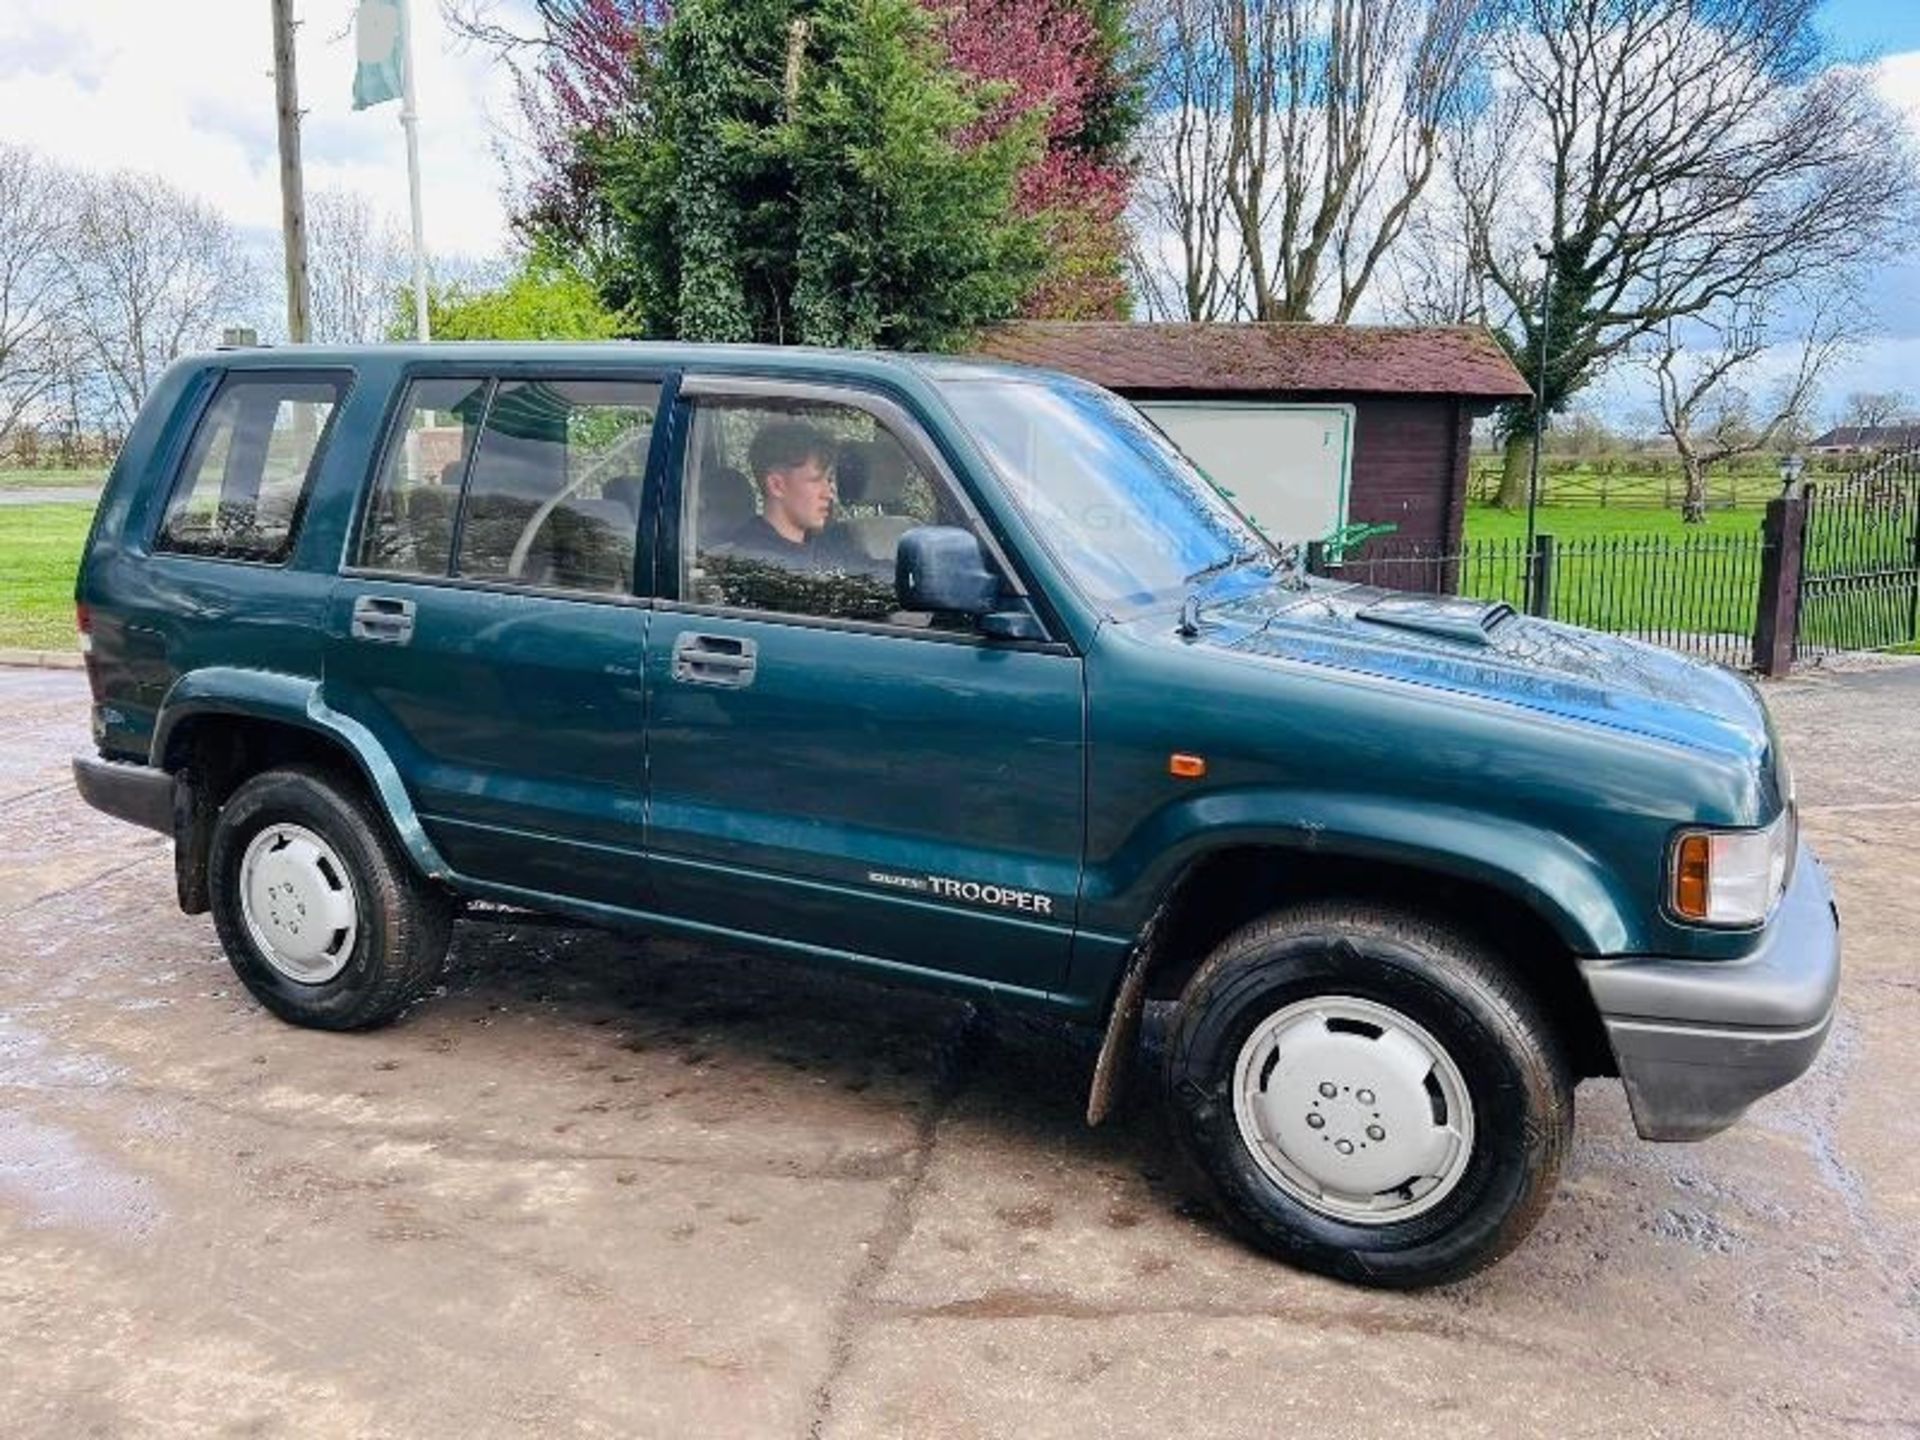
left=938, top=376, right=1268, bottom=609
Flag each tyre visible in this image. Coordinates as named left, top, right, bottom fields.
left=1164, top=902, right=1572, bottom=1288
left=208, top=764, right=453, bottom=1031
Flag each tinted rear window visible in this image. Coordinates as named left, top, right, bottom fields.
left=156, top=373, right=349, bottom=563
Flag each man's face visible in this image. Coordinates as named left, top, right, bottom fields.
left=765, top=456, right=835, bottom=536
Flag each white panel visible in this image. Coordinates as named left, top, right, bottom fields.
left=1138, top=402, right=1354, bottom=544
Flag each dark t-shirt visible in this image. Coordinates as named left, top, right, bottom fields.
left=717, top=514, right=818, bottom=565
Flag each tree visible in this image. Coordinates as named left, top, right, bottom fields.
left=1837, top=390, right=1916, bottom=433
left=1131, top=0, right=1484, bottom=323
left=307, top=188, right=411, bottom=344
left=0, top=144, right=74, bottom=450
left=936, top=0, right=1139, bottom=318
left=402, top=248, right=632, bottom=339
left=458, top=0, right=1139, bottom=324
left=594, top=0, right=1046, bottom=348
left=1647, top=294, right=1851, bottom=522
left=1129, top=0, right=1241, bottom=319
left=1456, top=0, right=1915, bottom=508
left=446, top=0, right=668, bottom=267
left=59, top=172, right=258, bottom=430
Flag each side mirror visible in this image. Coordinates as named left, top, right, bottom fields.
left=897, top=526, right=1001, bottom=616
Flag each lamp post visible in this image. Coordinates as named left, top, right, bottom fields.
left=1778, top=452, right=1806, bottom=494
left=1522, top=242, right=1554, bottom=615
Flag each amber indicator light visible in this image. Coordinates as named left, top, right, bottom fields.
left=1169, top=753, right=1207, bottom=779
left=1672, top=833, right=1711, bottom=920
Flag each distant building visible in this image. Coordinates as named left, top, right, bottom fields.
left=1807, top=425, right=1920, bottom=456
left=970, top=322, right=1530, bottom=555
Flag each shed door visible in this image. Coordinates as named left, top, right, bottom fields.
left=1137, top=402, right=1353, bottom=545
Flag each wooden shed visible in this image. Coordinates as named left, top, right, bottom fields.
left=972, top=322, right=1531, bottom=553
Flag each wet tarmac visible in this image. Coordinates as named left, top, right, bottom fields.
left=2, top=661, right=1916, bottom=1437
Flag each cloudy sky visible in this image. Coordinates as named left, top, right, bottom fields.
left=0, top=1, right=524, bottom=260
left=2, top=0, right=1919, bottom=420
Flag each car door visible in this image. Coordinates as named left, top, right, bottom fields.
left=643, top=374, right=1085, bottom=995
left=324, top=370, right=663, bottom=911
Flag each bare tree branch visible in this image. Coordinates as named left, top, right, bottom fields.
left=0, top=144, right=75, bottom=446
left=1129, top=0, right=1244, bottom=319
left=58, top=172, right=258, bottom=431
left=1646, top=286, right=1855, bottom=522
left=1130, top=0, right=1483, bottom=322
left=1456, top=0, right=1917, bottom=507
left=307, top=188, right=411, bottom=344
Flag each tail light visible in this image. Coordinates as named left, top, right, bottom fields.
left=76, top=602, right=105, bottom=707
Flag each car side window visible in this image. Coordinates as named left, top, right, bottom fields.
left=454, top=379, right=657, bottom=594
left=680, top=395, right=978, bottom=627
left=360, top=377, right=658, bottom=595
left=359, top=377, right=488, bottom=576
left=157, top=373, right=346, bottom=562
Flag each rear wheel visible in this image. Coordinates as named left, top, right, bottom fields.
left=1165, top=903, right=1572, bottom=1288
left=209, top=765, right=452, bottom=1030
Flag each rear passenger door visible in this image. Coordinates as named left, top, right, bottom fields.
left=644, top=376, right=1085, bottom=995
left=324, top=371, right=664, bottom=910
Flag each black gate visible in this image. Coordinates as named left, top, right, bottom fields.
left=1797, top=449, right=1920, bottom=657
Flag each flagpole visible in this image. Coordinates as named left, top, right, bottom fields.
left=397, top=0, right=430, bottom=340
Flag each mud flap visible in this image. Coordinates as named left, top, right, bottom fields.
left=172, top=768, right=213, bottom=915
left=1086, top=946, right=1150, bottom=1126
left=1086, top=890, right=1181, bottom=1126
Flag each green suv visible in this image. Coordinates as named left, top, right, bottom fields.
left=72, top=343, right=1839, bottom=1287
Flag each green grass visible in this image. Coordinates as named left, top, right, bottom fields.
left=0, top=467, right=106, bottom=491
left=1463, top=503, right=1765, bottom=543
left=1467, top=457, right=1797, bottom=512
left=0, top=504, right=94, bottom=649
left=1444, top=503, right=1769, bottom=641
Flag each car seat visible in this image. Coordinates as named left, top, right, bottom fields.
left=828, top=439, right=917, bottom=571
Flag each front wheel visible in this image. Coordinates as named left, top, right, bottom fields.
left=1164, top=903, right=1572, bottom=1288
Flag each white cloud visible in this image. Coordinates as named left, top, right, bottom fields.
left=0, top=0, right=520, bottom=261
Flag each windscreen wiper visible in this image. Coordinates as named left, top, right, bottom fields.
left=1177, top=547, right=1270, bottom=636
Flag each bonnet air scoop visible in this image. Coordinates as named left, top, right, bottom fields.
left=1354, top=593, right=1515, bottom=647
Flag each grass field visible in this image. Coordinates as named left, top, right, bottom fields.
left=1466, top=457, right=1802, bottom=512
left=1463, top=502, right=1765, bottom=542
left=0, top=504, right=93, bottom=649
left=0, top=468, right=106, bottom=491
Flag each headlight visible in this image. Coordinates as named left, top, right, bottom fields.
left=1669, top=808, right=1797, bottom=927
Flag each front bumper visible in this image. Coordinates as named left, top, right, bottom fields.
left=1581, top=843, right=1840, bottom=1141
left=72, top=754, right=174, bottom=836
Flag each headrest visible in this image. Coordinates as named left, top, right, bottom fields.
left=837, top=438, right=913, bottom=508
left=698, top=464, right=757, bottom=539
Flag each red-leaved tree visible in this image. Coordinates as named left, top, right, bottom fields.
left=935, top=0, right=1132, bottom=318
left=450, top=0, right=666, bottom=251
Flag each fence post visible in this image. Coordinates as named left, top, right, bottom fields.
left=1752, top=488, right=1809, bottom=677
left=1528, top=534, right=1557, bottom=616
left=1305, top=540, right=1330, bottom=578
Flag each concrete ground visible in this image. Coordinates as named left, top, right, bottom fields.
left=0, top=486, right=101, bottom=507
left=2, top=662, right=1915, bottom=1439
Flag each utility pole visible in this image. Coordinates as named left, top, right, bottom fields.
left=272, top=0, right=312, bottom=343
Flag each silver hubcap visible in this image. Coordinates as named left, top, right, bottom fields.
left=238, top=823, right=359, bottom=984
left=1232, top=996, right=1474, bottom=1225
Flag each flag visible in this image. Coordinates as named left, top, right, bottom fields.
left=352, top=0, right=406, bottom=111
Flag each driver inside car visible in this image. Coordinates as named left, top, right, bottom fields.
left=717, top=420, right=839, bottom=563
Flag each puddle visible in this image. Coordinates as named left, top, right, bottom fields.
left=0, top=1108, right=164, bottom=1238
left=0, top=1010, right=125, bottom=1091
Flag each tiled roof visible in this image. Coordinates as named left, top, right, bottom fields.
left=970, top=322, right=1532, bottom=400
left=1808, top=425, right=1920, bottom=448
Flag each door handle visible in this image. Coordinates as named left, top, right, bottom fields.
left=672, top=632, right=757, bottom=687
left=351, top=594, right=416, bottom=645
